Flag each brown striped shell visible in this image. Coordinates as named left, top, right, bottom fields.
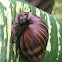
left=12, top=12, right=48, bottom=62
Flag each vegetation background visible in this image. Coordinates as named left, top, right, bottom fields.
left=0, top=0, right=62, bottom=62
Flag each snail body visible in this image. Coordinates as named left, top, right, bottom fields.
left=11, top=12, right=48, bottom=62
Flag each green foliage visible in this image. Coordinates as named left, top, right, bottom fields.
left=51, top=0, right=55, bottom=9
left=0, top=0, right=62, bottom=62
left=52, top=0, right=62, bottom=21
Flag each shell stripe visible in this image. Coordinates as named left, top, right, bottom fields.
left=31, top=24, right=48, bottom=39
left=27, top=27, right=46, bottom=49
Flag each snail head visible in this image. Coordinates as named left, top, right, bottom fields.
left=11, top=12, right=30, bottom=43
left=18, top=12, right=29, bottom=26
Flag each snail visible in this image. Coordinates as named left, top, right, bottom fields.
left=11, top=12, right=48, bottom=62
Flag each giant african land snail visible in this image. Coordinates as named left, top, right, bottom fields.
left=11, top=12, right=48, bottom=62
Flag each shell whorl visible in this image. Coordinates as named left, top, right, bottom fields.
left=19, top=12, right=48, bottom=62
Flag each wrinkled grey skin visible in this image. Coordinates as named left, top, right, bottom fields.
left=11, top=12, right=29, bottom=43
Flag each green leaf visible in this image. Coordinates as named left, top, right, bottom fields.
left=0, top=0, right=62, bottom=62
left=52, top=0, right=62, bottom=21
left=51, top=0, right=55, bottom=10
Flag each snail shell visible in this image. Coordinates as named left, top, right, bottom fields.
left=11, top=12, right=48, bottom=62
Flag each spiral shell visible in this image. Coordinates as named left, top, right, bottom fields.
left=12, top=12, right=48, bottom=62
left=20, top=12, right=48, bottom=62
